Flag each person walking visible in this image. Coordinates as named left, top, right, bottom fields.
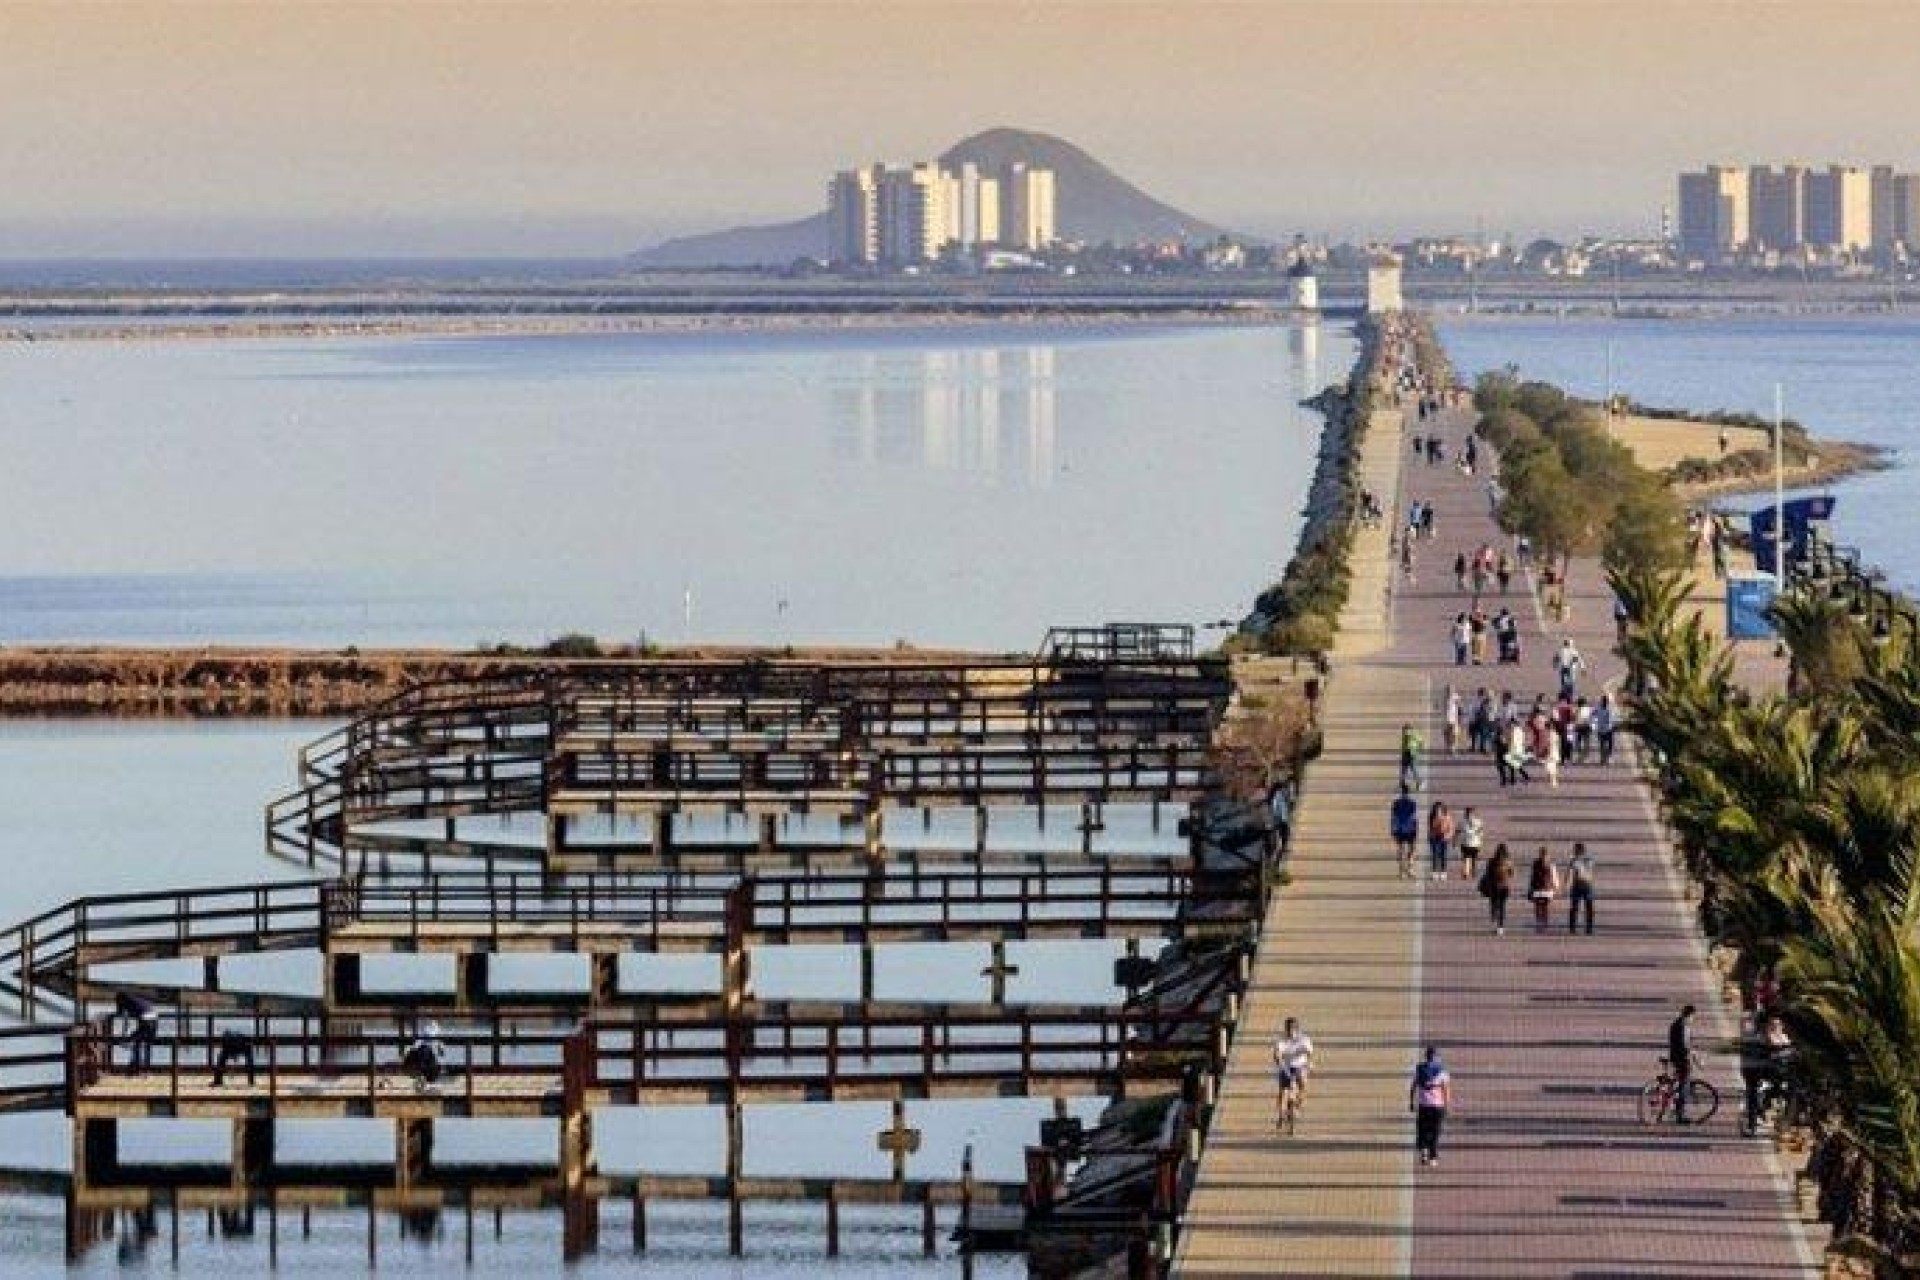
left=1454, top=550, right=1469, bottom=593
left=1594, top=694, right=1619, bottom=766
left=1390, top=784, right=1420, bottom=880
left=1566, top=841, right=1596, bottom=935
left=1267, top=779, right=1294, bottom=858
left=1427, top=801, right=1455, bottom=881
left=1553, top=638, right=1585, bottom=700
left=1496, top=550, right=1512, bottom=595
left=1528, top=846, right=1560, bottom=933
left=1451, top=613, right=1471, bottom=666
left=1457, top=807, right=1484, bottom=882
left=1400, top=724, right=1426, bottom=790
left=1480, top=843, right=1514, bottom=934
left=1272, top=1016, right=1316, bottom=1131
left=1442, top=686, right=1463, bottom=754
left=1409, top=1046, right=1452, bottom=1166
left=116, top=992, right=161, bottom=1072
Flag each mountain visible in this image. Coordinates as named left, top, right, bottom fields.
left=939, top=127, right=1230, bottom=245
left=634, top=127, right=1234, bottom=267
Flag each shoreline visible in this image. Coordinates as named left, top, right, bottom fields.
left=0, top=306, right=1318, bottom=345
left=0, top=642, right=993, bottom=719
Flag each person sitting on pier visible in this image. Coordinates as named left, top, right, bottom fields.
left=114, top=992, right=160, bottom=1071
left=402, top=1022, right=447, bottom=1087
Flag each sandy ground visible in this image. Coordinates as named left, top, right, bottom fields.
left=1610, top=413, right=1771, bottom=472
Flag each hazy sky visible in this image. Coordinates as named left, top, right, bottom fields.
left=5, top=1, right=1920, bottom=257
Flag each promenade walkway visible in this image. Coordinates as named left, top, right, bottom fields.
left=1176, top=394, right=1817, bottom=1276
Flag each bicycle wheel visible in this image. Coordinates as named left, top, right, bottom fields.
left=1681, top=1079, right=1720, bottom=1125
left=1637, top=1079, right=1669, bottom=1126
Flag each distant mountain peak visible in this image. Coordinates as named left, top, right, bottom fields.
left=636, top=127, right=1233, bottom=268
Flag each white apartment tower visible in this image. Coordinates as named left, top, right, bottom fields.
left=827, top=166, right=881, bottom=265
left=950, top=163, right=1002, bottom=248
left=1000, top=163, right=1058, bottom=252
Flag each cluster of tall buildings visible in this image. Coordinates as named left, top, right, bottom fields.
left=1678, top=164, right=1920, bottom=263
left=827, top=161, right=1057, bottom=266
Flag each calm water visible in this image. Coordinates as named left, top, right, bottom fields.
left=0, top=322, right=1346, bottom=650
left=0, top=721, right=1165, bottom=1274
left=1439, top=315, right=1920, bottom=593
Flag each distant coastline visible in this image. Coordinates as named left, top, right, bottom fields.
left=0, top=306, right=1322, bottom=344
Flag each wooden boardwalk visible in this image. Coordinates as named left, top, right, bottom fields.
left=1177, top=395, right=1818, bottom=1276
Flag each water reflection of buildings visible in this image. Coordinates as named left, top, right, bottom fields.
left=832, top=347, right=1058, bottom=487
left=1289, top=321, right=1322, bottom=401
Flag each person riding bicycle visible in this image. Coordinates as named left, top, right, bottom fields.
left=1272, top=1017, right=1315, bottom=1129
left=1740, top=1012, right=1793, bottom=1131
left=1668, top=1004, right=1697, bottom=1122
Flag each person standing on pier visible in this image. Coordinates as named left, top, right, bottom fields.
left=1410, top=1047, right=1452, bottom=1166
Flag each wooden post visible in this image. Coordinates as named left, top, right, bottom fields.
left=395, top=1116, right=432, bottom=1189
left=825, top=1193, right=839, bottom=1257
left=981, top=940, right=1020, bottom=1006
left=974, top=806, right=989, bottom=855
left=456, top=953, right=490, bottom=1009
left=875, top=1099, right=921, bottom=1184
left=232, top=1117, right=274, bottom=1189
left=725, top=1100, right=744, bottom=1256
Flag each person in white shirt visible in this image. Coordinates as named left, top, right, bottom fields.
left=1273, top=1017, right=1316, bottom=1131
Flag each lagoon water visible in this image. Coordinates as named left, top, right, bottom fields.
left=1439, top=315, right=1920, bottom=593
left=0, top=321, right=1337, bottom=1270
left=0, top=322, right=1347, bottom=651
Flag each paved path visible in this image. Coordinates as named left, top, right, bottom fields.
left=1176, top=394, right=1817, bottom=1277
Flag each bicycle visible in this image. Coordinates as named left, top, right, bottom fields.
left=1639, top=1056, right=1719, bottom=1126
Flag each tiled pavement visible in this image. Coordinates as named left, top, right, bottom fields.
left=1176, top=398, right=1817, bottom=1277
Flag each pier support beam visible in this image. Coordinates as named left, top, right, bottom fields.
left=395, top=1117, right=432, bottom=1189
left=73, top=1118, right=120, bottom=1190
left=457, top=953, right=491, bottom=1008
left=652, top=812, right=675, bottom=859
left=590, top=953, right=619, bottom=1007
left=325, top=953, right=363, bottom=1007
left=232, top=1118, right=274, bottom=1189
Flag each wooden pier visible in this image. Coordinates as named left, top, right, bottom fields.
left=0, top=632, right=1276, bottom=1272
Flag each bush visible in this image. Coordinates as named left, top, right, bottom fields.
left=543, top=633, right=602, bottom=659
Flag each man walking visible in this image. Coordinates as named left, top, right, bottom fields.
left=1390, top=784, right=1420, bottom=880
left=1410, top=1046, right=1452, bottom=1166
left=1553, top=638, right=1585, bottom=700
left=1400, top=723, right=1425, bottom=791
left=1566, top=841, right=1596, bottom=934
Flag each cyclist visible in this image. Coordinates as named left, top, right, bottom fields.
left=1668, top=1004, right=1697, bottom=1122
left=1272, top=1017, right=1315, bottom=1132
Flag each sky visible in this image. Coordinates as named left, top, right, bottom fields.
left=4, top=0, right=1920, bottom=257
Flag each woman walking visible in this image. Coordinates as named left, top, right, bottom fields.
left=1480, top=843, right=1514, bottom=934
left=1457, top=807, right=1484, bottom=882
left=1409, top=1046, right=1453, bottom=1167
left=1529, top=845, right=1561, bottom=933
left=1442, top=687, right=1463, bottom=754
left=1427, top=801, right=1455, bottom=881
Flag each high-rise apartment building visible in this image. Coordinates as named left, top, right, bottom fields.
left=950, top=163, right=1001, bottom=248
left=1748, top=165, right=1805, bottom=251
left=876, top=164, right=952, bottom=264
left=1000, top=163, right=1058, bottom=252
left=1677, top=166, right=1749, bottom=263
left=1895, top=174, right=1920, bottom=253
left=827, top=166, right=881, bottom=266
left=1805, top=166, right=1873, bottom=252
left=825, top=158, right=1057, bottom=265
